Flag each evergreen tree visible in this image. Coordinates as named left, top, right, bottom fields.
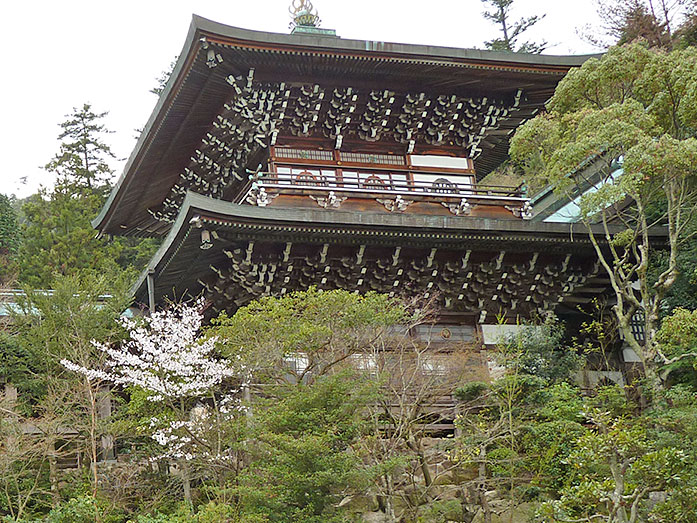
left=45, top=103, right=115, bottom=191
left=150, top=58, right=177, bottom=97
left=481, top=0, right=547, bottom=53
left=19, top=105, right=157, bottom=288
left=586, top=0, right=697, bottom=49
left=0, top=194, right=20, bottom=285
left=18, top=184, right=121, bottom=287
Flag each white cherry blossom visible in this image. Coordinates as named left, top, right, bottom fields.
left=61, top=299, right=246, bottom=461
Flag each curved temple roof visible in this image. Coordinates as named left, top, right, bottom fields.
left=132, top=192, right=658, bottom=319
left=94, top=14, right=600, bottom=237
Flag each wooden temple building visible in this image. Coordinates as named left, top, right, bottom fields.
left=94, top=6, right=621, bottom=383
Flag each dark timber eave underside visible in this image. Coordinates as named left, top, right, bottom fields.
left=94, top=15, right=600, bottom=238
left=133, top=193, right=663, bottom=320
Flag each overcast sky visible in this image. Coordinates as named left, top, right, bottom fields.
left=0, top=1, right=603, bottom=198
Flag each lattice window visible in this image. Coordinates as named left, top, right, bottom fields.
left=284, top=352, right=309, bottom=374
left=341, top=152, right=406, bottom=166
left=432, top=177, right=459, bottom=193
left=629, top=310, right=646, bottom=344
left=275, top=166, right=337, bottom=186
left=274, top=148, right=333, bottom=162
left=421, top=355, right=449, bottom=376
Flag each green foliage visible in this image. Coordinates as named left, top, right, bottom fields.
left=45, top=104, right=115, bottom=190
left=642, top=387, right=697, bottom=521
left=651, top=240, right=697, bottom=314
left=0, top=194, right=20, bottom=254
left=194, top=502, right=237, bottom=523
left=453, top=331, right=551, bottom=515
left=478, top=161, right=527, bottom=192
left=519, top=383, right=586, bottom=493
left=657, top=307, right=697, bottom=352
left=204, top=289, right=404, bottom=521
left=18, top=104, right=158, bottom=288
left=128, top=505, right=194, bottom=523
left=511, top=43, right=697, bottom=193
left=4, top=280, right=697, bottom=522
left=9, top=273, right=131, bottom=402
left=454, top=318, right=581, bottom=499
left=535, top=385, right=697, bottom=522
left=521, top=419, right=586, bottom=492
left=238, top=372, right=373, bottom=522
left=416, top=498, right=465, bottom=522
left=0, top=331, right=42, bottom=403
left=486, top=446, right=519, bottom=478
left=0, top=193, right=20, bottom=284
left=510, top=323, right=582, bottom=383
left=650, top=482, right=697, bottom=522
left=207, top=287, right=406, bottom=382
left=651, top=307, right=697, bottom=383
left=18, top=178, right=158, bottom=289
left=590, top=384, right=636, bottom=417
left=454, top=381, right=489, bottom=402
left=19, top=185, right=120, bottom=287
left=39, top=495, right=126, bottom=523
left=41, top=496, right=100, bottom=523
left=511, top=42, right=697, bottom=389
left=532, top=382, right=585, bottom=423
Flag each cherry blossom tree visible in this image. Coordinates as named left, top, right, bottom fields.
left=61, top=299, right=246, bottom=503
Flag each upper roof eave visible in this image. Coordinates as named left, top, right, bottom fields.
left=92, top=15, right=204, bottom=234
left=192, top=14, right=601, bottom=68
left=93, top=14, right=602, bottom=235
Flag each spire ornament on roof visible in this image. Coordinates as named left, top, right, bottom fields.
left=289, top=0, right=336, bottom=35
left=290, top=0, right=321, bottom=29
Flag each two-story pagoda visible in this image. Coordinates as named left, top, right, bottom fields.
left=95, top=6, right=618, bottom=356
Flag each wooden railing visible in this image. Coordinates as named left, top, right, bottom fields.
left=240, top=172, right=531, bottom=216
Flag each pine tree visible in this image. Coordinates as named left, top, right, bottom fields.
left=481, top=0, right=547, bottom=53
left=0, top=193, right=20, bottom=285
left=19, top=186, right=120, bottom=287
left=44, top=103, right=115, bottom=191
left=150, top=58, right=177, bottom=97
left=19, top=105, right=157, bottom=287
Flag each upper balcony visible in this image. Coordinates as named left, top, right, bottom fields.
left=238, top=148, right=531, bottom=219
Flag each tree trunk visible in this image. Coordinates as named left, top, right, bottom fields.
left=385, top=474, right=396, bottom=521
left=48, top=440, right=59, bottom=506
left=609, top=452, right=629, bottom=523
left=182, top=460, right=192, bottom=505
left=478, top=444, right=492, bottom=523
left=87, top=383, right=99, bottom=498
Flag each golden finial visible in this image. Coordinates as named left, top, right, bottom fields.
left=289, top=0, right=321, bottom=29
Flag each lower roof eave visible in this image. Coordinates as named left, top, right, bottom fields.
left=131, top=191, right=667, bottom=304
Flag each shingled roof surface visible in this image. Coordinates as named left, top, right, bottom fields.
left=94, top=16, right=600, bottom=235
left=95, top=15, right=600, bottom=237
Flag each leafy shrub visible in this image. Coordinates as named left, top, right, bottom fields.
left=43, top=495, right=125, bottom=523
left=454, top=381, right=488, bottom=402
